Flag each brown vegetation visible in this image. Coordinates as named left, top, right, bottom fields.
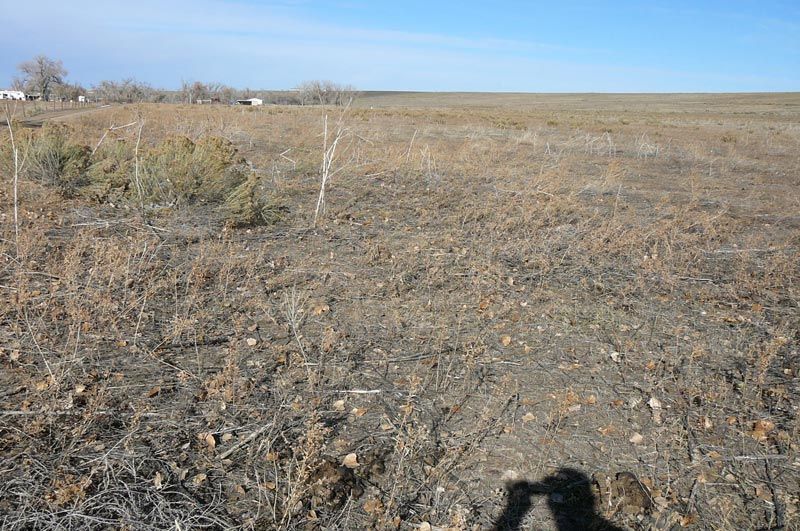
left=1, top=94, right=798, bottom=529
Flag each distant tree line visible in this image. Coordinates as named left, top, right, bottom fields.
left=179, top=80, right=359, bottom=106
left=179, top=81, right=237, bottom=104
left=296, top=80, right=359, bottom=106
left=9, top=55, right=358, bottom=106
left=94, top=79, right=164, bottom=103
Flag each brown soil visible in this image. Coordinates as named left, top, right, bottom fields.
left=1, top=94, right=798, bottom=530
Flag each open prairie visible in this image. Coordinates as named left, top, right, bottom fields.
left=1, top=93, right=799, bottom=530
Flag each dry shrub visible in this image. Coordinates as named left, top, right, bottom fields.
left=84, top=140, right=134, bottom=203
left=17, top=125, right=284, bottom=226
left=222, top=172, right=285, bottom=227
left=137, top=135, right=283, bottom=226
left=0, top=128, right=15, bottom=175
left=24, top=123, right=90, bottom=196
left=139, top=135, right=247, bottom=207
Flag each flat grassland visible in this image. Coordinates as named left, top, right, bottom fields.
left=1, top=93, right=798, bottom=530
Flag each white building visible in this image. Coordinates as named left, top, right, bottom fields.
left=236, top=98, right=263, bottom=106
left=0, top=90, right=26, bottom=100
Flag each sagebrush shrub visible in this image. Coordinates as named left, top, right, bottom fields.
left=25, top=123, right=90, bottom=196
left=85, top=140, right=133, bottom=203
left=222, top=172, right=285, bottom=227
left=18, top=124, right=283, bottom=226
left=140, top=135, right=247, bottom=207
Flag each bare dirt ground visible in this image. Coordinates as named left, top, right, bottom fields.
left=1, top=94, right=798, bottom=530
left=16, top=106, right=107, bottom=128
left=1, top=102, right=105, bottom=128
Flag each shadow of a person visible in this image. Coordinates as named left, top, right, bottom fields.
left=493, top=468, right=624, bottom=531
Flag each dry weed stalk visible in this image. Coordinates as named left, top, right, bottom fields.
left=314, top=100, right=352, bottom=226
left=90, top=120, right=138, bottom=156
left=280, top=415, right=329, bottom=529
left=282, top=287, right=311, bottom=381
left=405, top=129, right=418, bottom=162
left=636, top=132, right=660, bottom=158
left=133, top=117, right=145, bottom=211
left=4, top=102, right=28, bottom=255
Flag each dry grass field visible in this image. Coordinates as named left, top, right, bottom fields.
left=1, top=93, right=798, bottom=530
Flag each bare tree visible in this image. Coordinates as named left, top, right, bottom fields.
left=219, top=85, right=236, bottom=103
left=205, top=82, right=225, bottom=101
left=297, top=80, right=357, bottom=106
left=180, top=80, right=211, bottom=103
left=297, top=80, right=323, bottom=105
left=10, top=77, right=25, bottom=91
left=17, top=55, right=67, bottom=101
left=202, top=82, right=235, bottom=102
left=191, top=81, right=209, bottom=102
left=333, top=83, right=358, bottom=106
left=178, top=81, right=234, bottom=103
left=179, top=80, right=197, bottom=104
left=94, top=79, right=155, bottom=103
left=52, top=82, right=86, bottom=102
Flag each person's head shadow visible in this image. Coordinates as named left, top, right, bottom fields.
left=492, top=467, right=625, bottom=531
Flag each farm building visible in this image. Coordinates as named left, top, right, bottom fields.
left=0, top=90, right=26, bottom=100
left=236, top=98, right=263, bottom=106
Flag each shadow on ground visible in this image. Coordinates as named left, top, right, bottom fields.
left=493, top=468, right=624, bottom=531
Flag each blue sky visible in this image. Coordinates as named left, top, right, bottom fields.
left=1, top=0, right=798, bottom=92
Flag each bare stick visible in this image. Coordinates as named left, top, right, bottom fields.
left=91, top=120, right=138, bottom=156
left=133, top=293, right=148, bottom=348
left=133, top=118, right=145, bottom=211
left=23, top=307, right=55, bottom=384
left=405, top=129, right=418, bottom=162
left=314, top=114, right=329, bottom=226
left=729, top=455, right=788, bottom=461
left=217, top=423, right=272, bottom=460
left=91, top=129, right=111, bottom=157
left=279, top=148, right=296, bottom=169
left=611, top=183, right=622, bottom=218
